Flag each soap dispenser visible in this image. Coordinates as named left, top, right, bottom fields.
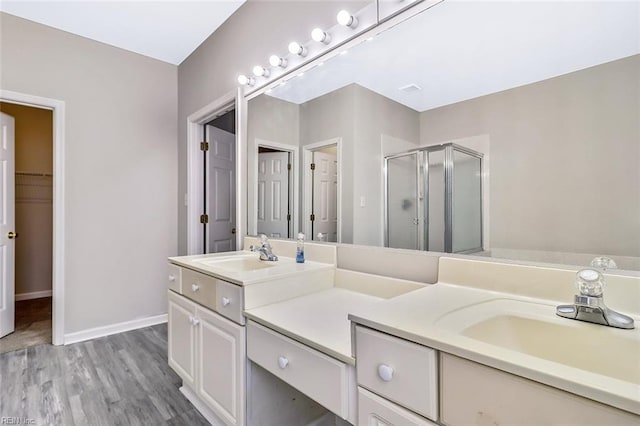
left=296, top=233, right=305, bottom=263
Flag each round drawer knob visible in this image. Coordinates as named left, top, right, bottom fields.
left=191, top=283, right=200, bottom=292
left=168, top=275, right=176, bottom=282
left=378, top=364, right=394, bottom=382
left=278, top=356, right=289, bottom=369
left=190, top=317, right=200, bottom=326
left=221, top=297, right=231, bottom=306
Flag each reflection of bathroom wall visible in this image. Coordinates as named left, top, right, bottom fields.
left=420, top=55, right=640, bottom=262
left=0, top=102, right=53, bottom=298
left=299, top=85, right=356, bottom=243
left=352, top=85, right=420, bottom=246
left=247, top=95, right=300, bottom=232
left=248, top=95, right=299, bottom=148
left=299, top=84, right=420, bottom=245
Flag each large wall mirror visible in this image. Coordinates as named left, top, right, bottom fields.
left=246, top=1, right=640, bottom=271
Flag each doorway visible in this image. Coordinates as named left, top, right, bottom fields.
left=204, top=109, right=237, bottom=253
left=0, top=102, right=53, bottom=354
left=303, top=138, right=341, bottom=243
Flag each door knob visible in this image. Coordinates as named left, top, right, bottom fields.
left=231, top=228, right=236, bottom=234
left=7, top=232, right=17, bottom=239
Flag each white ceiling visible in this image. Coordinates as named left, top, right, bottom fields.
left=0, top=0, right=245, bottom=65
left=270, top=1, right=640, bottom=112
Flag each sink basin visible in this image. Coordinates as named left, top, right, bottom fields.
left=213, top=258, right=277, bottom=272
left=194, top=254, right=277, bottom=272
left=436, top=299, right=640, bottom=384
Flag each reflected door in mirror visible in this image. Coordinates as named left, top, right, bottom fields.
left=312, top=151, right=338, bottom=242
left=257, top=151, right=290, bottom=238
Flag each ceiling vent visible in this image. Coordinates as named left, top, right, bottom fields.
left=398, top=83, right=422, bottom=93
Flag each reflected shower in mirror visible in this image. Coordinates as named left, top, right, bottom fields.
left=246, top=1, right=640, bottom=270
left=385, top=144, right=483, bottom=253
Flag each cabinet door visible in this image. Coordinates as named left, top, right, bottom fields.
left=197, top=306, right=246, bottom=426
left=440, top=353, right=640, bottom=425
left=168, top=290, right=197, bottom=389
left=358, top=387, right=437, bottom=426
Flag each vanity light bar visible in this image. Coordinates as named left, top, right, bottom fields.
left=288, top=41, right=307, bottom=56
left=237, top=6, right=366, bottom=88
left=237, top=74, right=255, bottom=86
left=269, top=55, right=287, bottom=68
left=311, top=28, right=331, bottom=44
left=337, top=10, right=358, bottom=28
left=253, top=66, right=270, bottom=78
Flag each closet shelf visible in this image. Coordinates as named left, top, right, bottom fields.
left=16, top=171, right=53, bottom=177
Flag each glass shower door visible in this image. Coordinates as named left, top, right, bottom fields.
left=452, top=148, right=482, bottom=252
left=386, top=152, right=420, bottom=250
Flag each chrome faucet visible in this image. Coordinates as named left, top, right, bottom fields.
left=250, top=234, right=278, bottom=261
left=556, top=267, right=634, bottom=329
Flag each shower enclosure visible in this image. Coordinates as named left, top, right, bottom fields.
left=384, top=143, right=483, bottom=253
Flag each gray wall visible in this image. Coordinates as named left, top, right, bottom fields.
left=248, top=83, right=419, bottom=245
left=0, top=13, right=178, bottom=334
left=352, top=84, right=419, bottom=246
left=177, top=0, right=368, bottom=254
left=300, top=84, right=356, bottom=243
left=420, top=55, right=640, bottom=257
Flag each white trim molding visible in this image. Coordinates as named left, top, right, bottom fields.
left=186, top=89, right=242, bottom=255
left=15, top=290, right=53, bottom=301
left=64, top=313, right=168, bottom=345
left=0, top=89, right=66, bottom=346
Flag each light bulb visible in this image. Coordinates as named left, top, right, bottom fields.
left=269, top=55, right=287, bottom=68
left=252, top=65, right=269, bottom=77
left=237, top=74, right=255, bottom=86
left=337, top=10, right=358, bottom=28
left=311, top=28, right=330, bottom=44
left=288, top=41, right=306, bottom=56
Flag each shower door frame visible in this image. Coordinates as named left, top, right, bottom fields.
left=384, top=143, right=484, bottom=253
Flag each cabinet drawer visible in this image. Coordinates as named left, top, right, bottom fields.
left=247, top=321, right=353, bottom=421
left=441, top=353, right=640, bottom=426
left=358, top=387, right=437, bottom=426
left=168, top=263, right=182, bottom=293
left=216, top=280, right=244, bottom=325
left=181, top=268, right=218, bottom=310
left=355, top=326, right=438, bottom=421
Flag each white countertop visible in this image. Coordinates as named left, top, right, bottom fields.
left=169, top=251, right=334, bottom=286
left=348, top=283, right=640, bottom=416
left=245, top=287, right=386, bottom=364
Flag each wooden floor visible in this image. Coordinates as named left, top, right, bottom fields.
left=0, top=323, right=209, bottom=425
left=0, top=297, right=52, bottom=355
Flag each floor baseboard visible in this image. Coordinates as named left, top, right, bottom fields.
left=15, top=290, right=53, bottom=301
left=64, top=313, right=167, bottom=345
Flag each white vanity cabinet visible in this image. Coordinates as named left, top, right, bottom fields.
left=358, top=387, right=437, bottom=426
left=246, top=320, right=357, bottom=423
left=354, top=325, right=438, bottom=425
left=440, top=353, right=640, bottom=426
left=167, top=266, right=246, bottom=426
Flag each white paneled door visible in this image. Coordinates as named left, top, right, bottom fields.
left=257, top=151, right=289, bottom=238
left=207, top=125, right=236, bottom=253
left=312, top=151, right=337, bottom=242
left=0, top=113, right=15, bottom=338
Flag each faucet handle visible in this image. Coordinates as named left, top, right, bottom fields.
left=590, top=256, right=618, bottom=271
left=576, top=268, right=605, bottom=297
